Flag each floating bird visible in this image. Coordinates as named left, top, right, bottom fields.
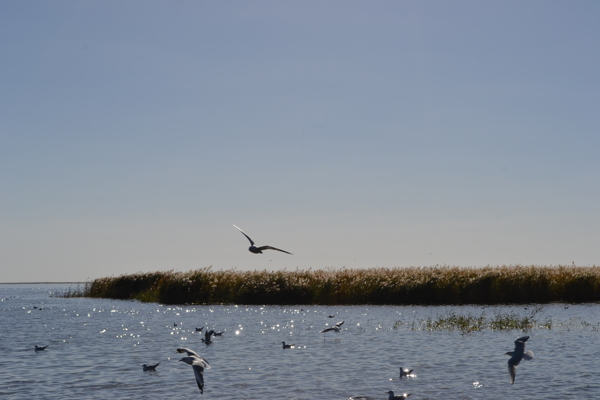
left=142, top=363, right=160, bottom=371
left=196, top=327, right=204, bottom=332
left=213, top=331, right=224, bottom=336
left=321, top=320, right=344, bottom=333
left=282, top=341, right=294, bottom=349
left=233, top=225, right=292, bottom=255
left=387, top=391, right=411, bottom=399
left=328, top=315, right=335, bottom=318
left=505, top=335, right=534, bottom=384
left=174, top=323, right=178, bottom=327
left=399, top=367, right=414, bottom=378
left=178, top=348, right=211, bottom=394
left=34, top=345, right=48, bottom=352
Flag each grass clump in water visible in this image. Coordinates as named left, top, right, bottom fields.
left=84, top=265, right=600, bottom=305
left=421, top=306, right=550, bottom=333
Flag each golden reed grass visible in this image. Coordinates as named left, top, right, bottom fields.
left=85, top=265, right=600, bottom=305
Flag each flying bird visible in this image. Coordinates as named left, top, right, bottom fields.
left=202, top=329, right=215, bottom=344
left=177, top=348, right=205, bottom=358
left=281, top=341, right=294, bottom=349
left=505, top=335, right=534, bottom=384
left=142, top=363, right=160, bottom=371
left=387, top=391, right=411, bottom=399
left=321, top=320, right=344, bottom=333
left=177, top=348, right=210, bottom=394
left=233, top=225, right=292, bottom=255
left=399, top=367, right=414, bottom=378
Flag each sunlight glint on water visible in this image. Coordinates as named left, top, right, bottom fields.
left=1, top=284, right=600, bottom=399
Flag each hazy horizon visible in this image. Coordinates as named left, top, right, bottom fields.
left=2, top=1, right=599, bottom=283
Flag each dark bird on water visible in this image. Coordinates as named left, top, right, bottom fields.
left=281, top=341, right=294, bottom=349
left=233, top=225, right=292, bottom=255
left=387, top=391, right=411, bottom=399
left=505, top=335, right=534, bottom=384
left=34, top=345, right=49, bottom=352
left=142, top=363, right=160, bottom=371
left=399, top=367, right=413, bottom=377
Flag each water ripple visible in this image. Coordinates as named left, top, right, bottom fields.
left=2, top=284, right=600, bottom=399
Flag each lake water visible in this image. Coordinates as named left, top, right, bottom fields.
left=1, top=283, right=600, bottom=400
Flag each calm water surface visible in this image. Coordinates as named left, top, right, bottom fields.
left=2, top=284, right=600, bottom=400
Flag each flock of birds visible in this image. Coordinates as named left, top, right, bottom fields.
left=232, top=226, right=536, bottom=396
left=32, top=316, right=535, bottom=397
left=31, top=226, right=536, bottom=397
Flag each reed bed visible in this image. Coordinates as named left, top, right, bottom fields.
left=84, top=265, right=600, bottom=305
left=51, top=283, right=89, bottom=298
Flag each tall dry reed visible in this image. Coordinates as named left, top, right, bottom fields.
left=85, top=265, right=600, bottom=305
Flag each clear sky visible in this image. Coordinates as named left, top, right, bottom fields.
left=2, top=1, right=599, bottom=282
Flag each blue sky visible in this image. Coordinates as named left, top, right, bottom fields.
left=2, top=1, right=599, bottom=282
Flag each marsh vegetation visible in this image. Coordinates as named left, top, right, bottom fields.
left=419, top=307, right=552, bottom=333
left=83, top=265, right=600, bottom=305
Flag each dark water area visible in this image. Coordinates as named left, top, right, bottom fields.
left=2, top=284, right=600, bottom=399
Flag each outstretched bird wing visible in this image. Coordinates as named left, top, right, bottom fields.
left=508, top=360, right=517, bottom=384
left=192, top=364, right=205, bottom=393
left=513, top=335, right=529, bottom=353
left=233, top=225, right=255, bottom=246
left=177, top=347, right=200, bottom=357
left=257, top=245, right=292, bottom=254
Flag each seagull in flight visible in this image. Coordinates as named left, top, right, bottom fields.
left=142, top=363, right=160, bottom=371
left=233, top=225, right=292, bottom=255
left=505, top=335, right=534, bottom=384
left=321, top=320, right=344, bottom=333
left=399, top=367, right=414, bottom=377
left=387, top=391, right=411, bottom=399
left=202, top=329, right=216, bottom=344
left=177, top=348, right=210, bottom=394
